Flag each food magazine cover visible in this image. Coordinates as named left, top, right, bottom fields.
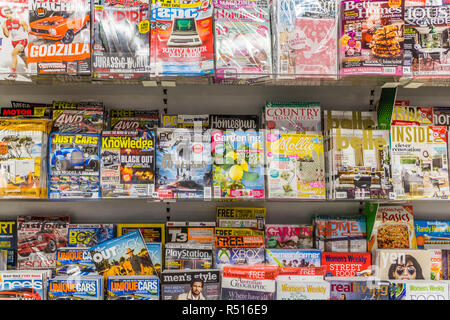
left=17, top=216, right=69, bottom=270
left=166, top=221, right=215, bottom=245
left=430, top=249, right=443, bottom=280
left=265, top=224, right=314, bottom=249
left=389, top=280, right=449, bottom=300
left=161, top=269, right=220, bottom=300
left=0, top=220, right=16, bottom=269
left=101, top=130, right=155, bottom=198
left=327, top=277, right=390, bottom=300
left=276, top=276, right=330, bottom=300
left=265, top=249, right=321, bottom=267
left=107, top=275, right=159, bottom=300
left=164, top=243, right=214, bottom=270
left=263, top=102, right=322, bottom=132
left=216, top=207, right=266, bottom=230
left=56, top=247, right=97, bottom=276
left=375, top=249, right=431, bottom=280
left=48, top=133, right=101, bottom=199
left=415, top=220, right=450, bottom=249
left=216, top=247, right=265, bottom=266
left=321, top=252, right=371, bottom=277
left=28, top=0, right=91, bottom=75
left=68, top=224, right=114, bottom=247
left=47, top=275, right=104, bottom=300
left=51, top=101, right=104, bottom=134
left=0, top=270, right=50, bottom=300
left=340, top=0, right=404, bottom=76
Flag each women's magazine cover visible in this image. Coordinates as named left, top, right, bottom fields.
left=273, top=0, right=338, bottom=78
left=340, top=0, right=404, bottom=76
left=213, top=0, right=272, bottom=81
left=276, top=276, right=330, bottom=300
left=389, top=281, right=449, bottom=300
left=93, top=0, right=151, bottom=80
left=327, top=277, right=390, bottom=300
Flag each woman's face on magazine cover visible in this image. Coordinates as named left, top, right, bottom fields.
left=393, top=260, right=417, bottom=280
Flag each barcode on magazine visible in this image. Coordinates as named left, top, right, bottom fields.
left=281, top=59, right=289, bottom=74
left=335, top=192, right=347, bottom=199
left=403, top=67, right=411, bottom=75
left=204, top=187, right=212, bottom=201
left=214, top=186, right=221, bottom=198
left=389, top=192, right=396, bottom=200
left=383, top=67, right=396, bottom=74
left=224, top=70, right=236, bottom=79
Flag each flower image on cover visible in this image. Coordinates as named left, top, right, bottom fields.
left=328, top=277, right=390, bottom=300
left=56, top=247, right=97, bottom=276
left=156, top=128, right=212, bottom=200
left=0, top=119, right=51, bottom=198
left=212, top=129, right=264, bottom=199
left=265, top=224, right=314, bottom=249
left=0, top=0, right=31, bottom=81
left=17, top=216, right=69, bottom=270
left=0, top=221, right=16, bottom=270
left=266, top=131, right=325, bottom=199
left=48, top=275, right=104, bottom=300
left=276, top=276, right=330, bottom=300
left=273, top=0, right=338, bottom=78
left=68, top=224, right=114, bottom=248
left=264, top=102, right=322, bottom=132
left=93, top=0, right=151, bottom=80
left=28, top=0, right=91, bottom=75
left=390, top=125, right=449, bottom=200
left=101, top=130, right=155, bottom=198
left=48, top=133, right=101, bottom=199
left=214, top=0, right=272, bottom=81
left=340, top=0, right=404, bottom=76
left=265, top=249, right=321, bottom=267
left=152, top=0, right=214, bottom=76
left=51, top=101, right=105, bottom=134
left=216, top=247, right=265, bottom=266
left=161, top=269, right=220, bottom=300
left=389, top=281, right=449, bottom=300
left=107, top=275, right=159, bottom=300
left=415, top=220, right=450, bottom=249
left=375, top=249, right=431, bottom=280
left=0, top=270, right=49, bottom=300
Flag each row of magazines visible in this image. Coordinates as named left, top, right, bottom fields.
left=0, top=0, right=449, bottom=81
left=1, top=206, right=450, bottom=300
left=1, top=97, right=450, bottom=201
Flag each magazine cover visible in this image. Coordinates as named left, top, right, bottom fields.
left=216, top=207, right=266, bottom=230
left=215, top=227, right=265, bottom=248
left=68, top=224, right=114, bottom=248
left=430, top=249, right=442, bottom=280
left=0, top=118, right=51, bottom=198
left=101, top=130, right=155, bottom=198
left=415, top=220, right=450, bottom=249
left=327, top=277, right=390, bottom=300
left=214, top=0, right=272, bottom=81
left=48, top=275, right=104, bottom=300
left=265, top=249, right=321, bottom=267
left=390, top=281, right=449, bottom=300
left=273, top=0, right=338, bottom=78
left=89, top=230, right=158, bottom=277
left=3, top=101, right=52, bottom=119
left=314, top=216, right=367, bottom=252
left=0, top=270, right=49, bottom=300
left=109, top=109, right=159, bottom=132
left=17, top=216, right=69, bottom=270
left=442, top=249, right=450, bottom=280
left=276, top=276, right=330, bottom=300
left=164, top=243, right=214, bottom=270
left=212, top=129, right=264, bottom=199
left=340, top=0, right=404, bottom=76
left=56, top=247, right=97, bottom=276
left=323, top=110, right=378, bottom=134
left=265, top=224, right=313, bottom=249
left=433, top=106, right=450, bottom=126
left=48, top=133, right=101, bottom=199
left=93, top=0, right=150, bottom=80
left=0, top=220, right=16, bottom=269
left=51, top=101, right=104, bottom=134
left=107, top=275, right=159, bottom=300
left=391, top=105, right=434, bottom=125
left=28, top=0, right=91, bottom=75
left=0, top=250, right=6, bottom=270
left=221, top=265, right=277, bottom=300
left=375, top=249, right=431, bottom=280
left=263, top=102, right=322, bottom=132
left=152, top=0, right=214, bottom=76
left=266, top=131, right=325, bottom=199
left=322, top=252, right=371, bottom=277
left=390, top=125, right=449, bottom=199
left=161, top=269, right=220, bottom=300
left=166, top=222, right=215, bottom=245
left=209, top=115, right=260, bottom=130
left=0, top=0, right=31, bottom=81
left=156, top=128, right=212, bottom=200
left=277, top=266, right=327, bottom=277
left=327, top=128, right=393, bottom=200
left=216, top=247, right=265, bottom=266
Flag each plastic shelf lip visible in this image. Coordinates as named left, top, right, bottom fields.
left=142, top=80, right=158, bottom=87
left=404, top=82, right=425, bottom=89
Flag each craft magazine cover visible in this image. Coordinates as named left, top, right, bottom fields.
left=161, top=269, right=220, bottom=300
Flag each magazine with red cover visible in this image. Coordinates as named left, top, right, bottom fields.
left=321, top=252, right=371, bottom=277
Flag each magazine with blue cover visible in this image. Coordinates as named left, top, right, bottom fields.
left=0, top=270, right=49, bottom=300
left=265, top=249, right=321, bottom=267
left=56, top=247, right=97, bottom=276
left=415, top=220, right=450, bottom=249
left=107, top=275, right=159, bottom=300
left=68, top=224, right=114, bottom=248
left=47, top=276, right=104, bottom=300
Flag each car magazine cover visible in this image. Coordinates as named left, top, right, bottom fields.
left=106, top=275, right=159, bottom=300
left=212, top=129, right=265, bottom=199
left=161, top=269, right=220, bottom=300
left=321, top=252, right=371, bottom=277
left=273, top=0, right=338, bottom=78
left=156, top=128, right=212, bottom=200
left=323, top=110, right=378, bottom=134
left=213, top=0, right=272, bottom=81
left=47, top=275, right=104, bottom=300
left=108, top=109, right=159, bottom=132
left=276, top=276, right=330, bottom=300
left=390, top=125, right=449, bottom=200
left=0, top=0, right=31, bottom=81
left=93, top=0, right=150, bottom=80
left=314, top=216, right=367, bottom=252
left=51, top=101, right=104, bottom=134
left=56, top=247, right=97, bottom=276
left=263, top=102, right=322, bottom=132
left=415, top=220, right=450, bottom=249
left=68, top=224, right=114, bottom=247
left=391, top=105, right=434, bottom=125
left=327, top=128, right=393, bottom=200
left=266, top=131, right=325, bottom=199
left=389, top=280, right=449, bottom=300
left=152, top=0, right=214, bottom=76
left=216, top=207, right=266, bottom=230
left=339, top=0, right=404, bottom=76
left=265, top=224, right=314, bottom=249
left=28, top=0, right=91, bottom=75
left=209, top=114, right=260, bottom=130
left=89, top=230, right=158, bottom=277
left=0, top=220, right=16, bottom=269
left=3, top=101, right=52, bottom=119
left=166, top=221, right=215, bottom=245
left=215, top=227, right=265, bottom=248
left=101, top=130, right=155, bottom=198
left=265, top=249, right=321, bottom=267
left=48, top=133, right=101, bottom=199
left=0, top=270, right=49, bottom=300
left=365, top=203, right=418, bottom=254
left=17, top=216, right=69, bottom=270
left=327, top=277, right=390, bottom=300
left=164, top=243, right=214, bottom=270
left=221, top=265, right=277, bottom=300
left=216, top=247, right=265, bottom=266
left=375, top=249, right=431, bottom=280
left=404, top=0, right=450, bottom=77
left=0, top=118, right=51, bottom=198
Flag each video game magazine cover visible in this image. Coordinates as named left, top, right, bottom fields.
left=28, top=0, right=91, bottom=75
left=327, top=277, right=390, bottom=300
left=321, top=252, right=371, bottom=277
left=93, top=0, right=151, bottom=79
left=67, top=224, right=114, bottom=247
left=156, top=128, right=212, bottom=200
left=216, top=246, right=265, bottom=266
left=17, top=216, right=69, bottom=270
left=56, top=247, right=97, bottom=276
left=101, top=130, right=155, bottom=198
left=390, top=280, right=449, bottom=300
left=166, top=221, right=215, bottom=245
left=265, top=224, right=314, bottom=249
left=48, top=275, right=104, bottom=300
left=107, top=275, right=159, bottom=300
left=161, top=269, right=220, bottom=300
left=0, top=220, right=16, bottom=269
left=51, top=101, right=104, bottom=134
left=164, top=243, right=214, bottom=270
left=0, top=270, right=50, bottom=300
left=215, top=227, right=265, bottom=248
left=276, top=276, right=330, bottom=300
left=48, top=132, right=101, bottom=199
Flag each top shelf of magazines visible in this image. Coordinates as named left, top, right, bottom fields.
left=1, top=0, right=449, bottom=87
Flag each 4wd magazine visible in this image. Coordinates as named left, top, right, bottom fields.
left=28, top=0, right=91, bottom=75
left=51, top=101, right=104, bottom=134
